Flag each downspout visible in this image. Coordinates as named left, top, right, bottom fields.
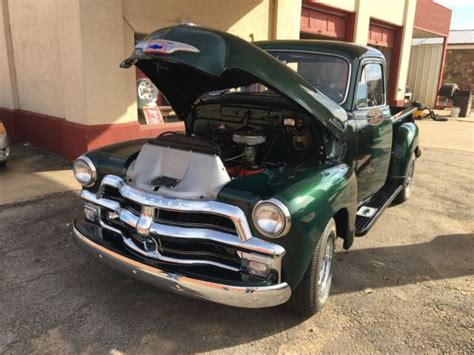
left=2, top=0, right=19, bottom=110
left=271, top=0, right=278, bottom=40
left=436, top=36, right=448, bottom=108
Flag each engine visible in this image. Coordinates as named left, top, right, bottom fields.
left=226, top=129, right=266, bottom=177
left=125, top=105, right=328, bottom=200
left=200, top=121, right=322, bottom=179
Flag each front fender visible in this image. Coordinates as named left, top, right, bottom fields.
left=218, top=163, right=357, bottom=289
left=388, top=122, right=419, bottom=184
left=277, top=164, right=357, bottom=288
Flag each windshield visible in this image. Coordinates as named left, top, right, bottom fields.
left=208, top=51, right=350, bottom=104
left=267, top=51, right=350, bottom=103
left=204, top=51, right=350, bottom=104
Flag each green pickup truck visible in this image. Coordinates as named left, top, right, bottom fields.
left=72, top=25, right=420, bottom=315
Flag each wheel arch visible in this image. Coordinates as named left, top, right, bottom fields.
left=387, top=121, right=419, bottom=185
left=333, top=207, right=353, bottom=250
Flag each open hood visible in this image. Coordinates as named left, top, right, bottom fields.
left=121, top=25, right=347, bottom=139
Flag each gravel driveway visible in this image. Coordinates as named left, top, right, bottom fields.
left=1, top=133, right=473, bottom=353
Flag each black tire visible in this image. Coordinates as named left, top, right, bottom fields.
left=285, top=218, right=336, bottom=316
left=394, top=153, right=416, bottom=204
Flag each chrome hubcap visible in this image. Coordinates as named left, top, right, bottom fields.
left=406, top=160, right=415, bottom=191
left=318, top=233, right=335, bottom=302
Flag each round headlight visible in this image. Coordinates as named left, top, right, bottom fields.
left=73, top=156, right=96, bottom=187
left=252, top=199, right=291, bottom=238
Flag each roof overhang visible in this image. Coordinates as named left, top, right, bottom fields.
left=414, top=0, right=452, bottom=38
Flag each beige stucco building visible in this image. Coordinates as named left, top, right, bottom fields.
left=0, top=0, right=450, bottom=159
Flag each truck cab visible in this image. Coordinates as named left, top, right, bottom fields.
left=71, top=25, right=420, bottom=316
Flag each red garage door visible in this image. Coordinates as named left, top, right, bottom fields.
left=301, top=7, right=346, bottom=39
left=368, top=23, right=395, bottom=47
left=300, top=5, right=354, bottom=41
left=368, top=21, right=403, bottom=106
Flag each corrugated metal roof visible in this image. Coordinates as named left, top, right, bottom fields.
left=412, top=30, right=474, bottom=46
left=448, top=30, right=474, bottom=44
left=412, top=38, right=443, bottom=45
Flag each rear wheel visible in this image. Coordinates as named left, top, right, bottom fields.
left=285, top=218, right=336, bottom=316
left=394, top=153, right=416, bottom=203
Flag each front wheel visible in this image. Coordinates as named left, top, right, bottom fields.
left=285, top=218, right=336, bottom=316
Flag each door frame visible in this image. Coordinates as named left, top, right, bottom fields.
left=368, top=19, right=403, bottom=107
left=352, top=57, right=393, bottom=202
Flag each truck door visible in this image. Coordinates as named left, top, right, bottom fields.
left=353, top=61, right=393, bottom=202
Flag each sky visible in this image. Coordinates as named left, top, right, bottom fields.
left=435, top=0, right=474, bottom=30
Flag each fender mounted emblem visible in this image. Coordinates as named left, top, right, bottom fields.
left=137, top=40, right=200, bottom=55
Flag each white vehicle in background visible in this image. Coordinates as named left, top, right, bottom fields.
left=0, top=120, right=9, bottom=166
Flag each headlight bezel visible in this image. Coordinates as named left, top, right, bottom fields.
left=73, top=156, right=97, bottom=187
left=252, top=198, right=291, bottom=238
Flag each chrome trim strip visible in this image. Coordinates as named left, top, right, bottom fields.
left=97, top=175, right=253, bottom=242
left=73, top=224, right=291, bottom=308
left=82, top=189, right=285, bottom=257
left=391, top=106, right=418, bottom=123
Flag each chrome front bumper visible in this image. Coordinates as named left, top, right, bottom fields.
left=72, top=223, right=291, bottom=308
left=74, top=174, right=291, bottom=308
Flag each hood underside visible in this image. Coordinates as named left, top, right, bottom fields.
left=121, top=25, right=347, bottom=139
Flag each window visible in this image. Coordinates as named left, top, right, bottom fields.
left=134, top=33, right=177, bottom=125
left=356, top=63, right=384, bottom=108
left=268, top=51, right=350, bottom=104
left=204, top=51, right=350, bottom=104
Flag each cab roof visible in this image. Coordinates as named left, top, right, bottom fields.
left=255, top=40, right=385, bottom=62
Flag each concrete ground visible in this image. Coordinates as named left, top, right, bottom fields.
left=0, top=144, right=77, bottom=205
left=0, top=120, right=473, bottom=354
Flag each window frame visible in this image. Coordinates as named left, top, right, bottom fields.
left=354, top=59, right=386, bottom=110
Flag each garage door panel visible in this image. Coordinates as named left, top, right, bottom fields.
left=369, top=24, right=394, bottom=48
left=301, top=7, right=346, bottom=39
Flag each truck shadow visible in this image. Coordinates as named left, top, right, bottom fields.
left=332, top=233, right=473, bottom=295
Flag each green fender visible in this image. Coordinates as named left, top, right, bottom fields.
left=387, top=122, right=419, bottom=184
left=218, top=163, right=357, bottom=289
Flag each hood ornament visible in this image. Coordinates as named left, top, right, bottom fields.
left=136, top=39, right=200, bottom=55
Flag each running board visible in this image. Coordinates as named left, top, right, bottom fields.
left=355, top=185, right=403, bottom=236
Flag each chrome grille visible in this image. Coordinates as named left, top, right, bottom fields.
left=108, top=216, right=242, bottom=269
left=81, top=175, right=286, bottom=281
left=155, top=209, right=236, bottom=234
left=103, top=186, right=237, bottom=235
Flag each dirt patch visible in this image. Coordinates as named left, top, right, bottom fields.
left=0, top=146, right=472, bottom=353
